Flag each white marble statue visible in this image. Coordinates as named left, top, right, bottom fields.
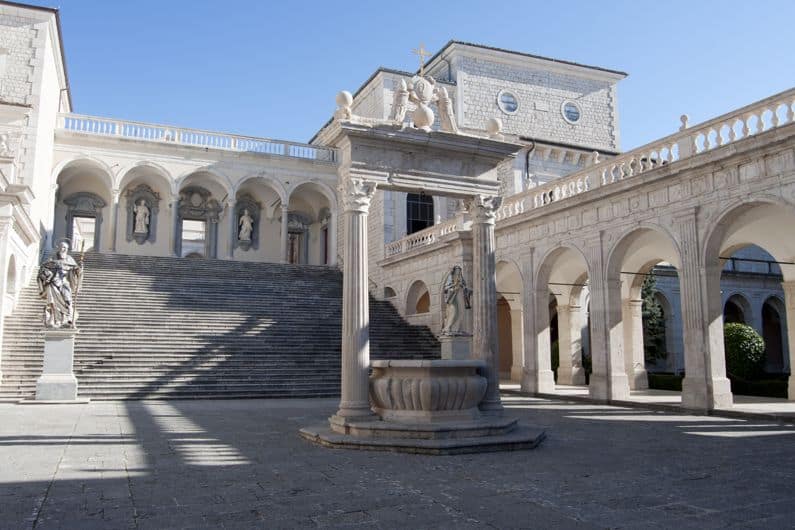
left=0, top=133, right=10, bottom=157
left=441, top=265, right=471, bottom=335
left=37, top=242, right=82, bottom=329
left=389, top=79, right=410, bottom=123
left=133, top=199, right=150, bottom=234
left=238, top=209, right=254, bottom=241
left=435, top=86, right=459, bottom=133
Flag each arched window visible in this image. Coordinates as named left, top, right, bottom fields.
left=406, top=193, right=434, bottom=235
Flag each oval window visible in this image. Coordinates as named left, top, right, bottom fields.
left=497, top=90, right=519, bottom=115
left=562, top=101, right=581, bottom=124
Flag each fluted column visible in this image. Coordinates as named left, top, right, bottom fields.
left=676, top=210, right=733, bottom=410
left=0, top=216, right=13, bottom=383
left=280, top=204, right=290, bottom=263
left=468, top=195, right=503, bottom=415
left=781, top=282, right=795, bottom=400
left=331, top=177, right=377, bottom=424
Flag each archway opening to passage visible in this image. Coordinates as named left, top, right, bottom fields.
left=406, top=280, right=430, bottom=315
left=762, top=297, right=786, bottom=373
left=705, top=201, right=795, bottom=401
left=53, top=160, right=112, bottom=252
left=176, top=172, right=227, bottom=259
left=71, top=215, right=97, bottom=251
left=607, top=227, right=682, bottom=395
left=287, top=182, right=334, bottom=266
left=536, top=246, right=590, bottom=392
left=181, top=219, right=207, bottom=258
left=496, top=260, right=524, bottom=382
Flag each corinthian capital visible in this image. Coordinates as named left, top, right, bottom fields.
left=340, top=177, right=377, bottom=213
left=467, top=195, right=502, bottom=223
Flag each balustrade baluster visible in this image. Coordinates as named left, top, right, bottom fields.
left=772, top=105, right=781, bottom=127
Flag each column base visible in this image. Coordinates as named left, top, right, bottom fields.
left=440, top=335, right=472, bottom=360
left=556, top=368, right=573, bottom=386
left=478, top=398, right=504, bottom=416
left=789, top=374, right=795, bottom=401
left=35, top=374, right=78, bottom=401
left=588, top=373, right=630, bottom=401
left=629, top=368, right=649, bottom=391
left=570, top=366, right=586, bottom=386
left=520, top=368, right=555, bottom=394
left=510, top=365, right=523, bottom=383
left=681, top=376, right=733, bottom=411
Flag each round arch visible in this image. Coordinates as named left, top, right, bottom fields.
left=175, top=167, right=234, bottom=199
left=117, top=161, right=175, bottom=196
left=406, top=279, right=431, bottom=315
left=762, top=296, right=787, bottom=373
left=236, top=174, right=287, bottom=205
left=496, top=259, right=524, bottom=382
left=52, top=155, right=115, bottom=193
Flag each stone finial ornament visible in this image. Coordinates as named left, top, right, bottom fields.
left=679, top=114, right=690, bottom=131
left=436, top=86, right=459, bottom=133
left=486, top=117, right=504, bottom=140
left=38, top=241, right=83, bottom=329
left=408, top=75, right=436, bottom=131
left=334, top=91, right=353, bottom=120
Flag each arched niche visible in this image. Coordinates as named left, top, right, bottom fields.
left=287, top=211, right=312, bottom=264
left=125, top=184, right=161, bottom=245
left=176, top=186, right=222, bottom=258
left=406, top=280, right=430, bottom=315
left=233, top=193, right=262, bottom=252
left=63, top=192, right=106, bottom=251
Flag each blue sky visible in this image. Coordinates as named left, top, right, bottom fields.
left=33, top=0, right=795, bottom=149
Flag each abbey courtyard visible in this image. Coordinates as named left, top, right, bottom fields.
left=2, top=1, right=795, bottom=528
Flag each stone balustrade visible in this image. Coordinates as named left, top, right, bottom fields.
left=384, top=217, right=460, bottom=257
left=57, top=113, right=338, bottom=163
left=385, top=87, right=795, bottom=258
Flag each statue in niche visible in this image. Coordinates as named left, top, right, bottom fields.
left=38, top=241, right=83, bottom=329
left=389, top=79, right=410, bottom=123
left=0, top=133, right=10, bottom=157
left=441, top=265, right=472, bottom=335
left=238, top=209, right=254, bottom=242
left=133, top=199, right=150, bottom=234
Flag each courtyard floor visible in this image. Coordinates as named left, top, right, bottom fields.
left=2, top=395, right=795, bottom=529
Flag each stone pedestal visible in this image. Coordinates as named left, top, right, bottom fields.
left=440, top=334, right=471, bottom=360
left=35, top=329, right=79, bottom=401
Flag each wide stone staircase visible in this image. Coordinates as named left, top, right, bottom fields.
left=0, top=253, right=439, bottom=401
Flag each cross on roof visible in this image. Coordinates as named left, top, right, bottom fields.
left=412, top=43, right=432, bottom=76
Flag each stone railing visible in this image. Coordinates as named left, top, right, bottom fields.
left=496, top=87, right=795, bottom=221
left=384, top=217, right=460, bottom=257
left=57, top=113, right=338, bottom=163
left=384, top=87, right=795, bottom=257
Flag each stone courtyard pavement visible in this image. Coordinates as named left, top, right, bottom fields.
left=2, top=396, right=795, bottom=529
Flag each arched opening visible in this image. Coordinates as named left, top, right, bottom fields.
left=704, top=201, right=795, bottom=403
left=53, top=159, right=113, bottom=253
left=287, top=182, right=335, bottom=265
left=496, top=260, right=524, bottom=382
left=606, top=226, right=682, bottom=398
left=406, top=193, right=434, bottom=235
left=723, top=294, right=750, bottom=324
left=383, top=286, right=397, bottom=299
left=406, top=280, right=430, bottom=315
left=234, top=177, right=284, bottom=262
left=533, top=246, right=590, bottom=393
left=176, top=171, right=228, bottom=259
left=762, top=297, right=786, bottom=373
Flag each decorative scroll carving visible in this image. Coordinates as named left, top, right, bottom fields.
left=467, top=195, right=502, bottom=224
left=340, top=178, right=376, bottom=213
left=125, top=184, right=160, bottom=244
left=63, top=192, right=106, bottom=250
left=175, top=186, right=222, bottom=258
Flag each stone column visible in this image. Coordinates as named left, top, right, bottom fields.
left=557, top=304, right=585, bottom=385
left=110, top=189, right=120, bottom=252
left=0, top=215, right=12, bottom=383
left=676, top=211, right=733, bottom=410
left=509, top=308, right=524, bottom=382
left=170, top=198, right=180, bottom=257
left=228, top=201, right=237, bottom=259
left=782, top=282, right=795, bottom=400
left=331, top=177, right=377, bottom=425
left=280, top=204, right=290, bottom=263
left=468, top=195, right=503, bottom=415
left=588, top=238, right=630, bottom=401
left=328, top=210, right=338, bottom=266
left=623, top=299, right=649, bottom=390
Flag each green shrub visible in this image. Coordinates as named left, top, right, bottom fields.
left=648, top=373, right=683, bottom=392
left=723, top=323, right=765, bottom=379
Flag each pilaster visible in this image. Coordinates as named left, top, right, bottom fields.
left=782, top=282, right=795, bottom=400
